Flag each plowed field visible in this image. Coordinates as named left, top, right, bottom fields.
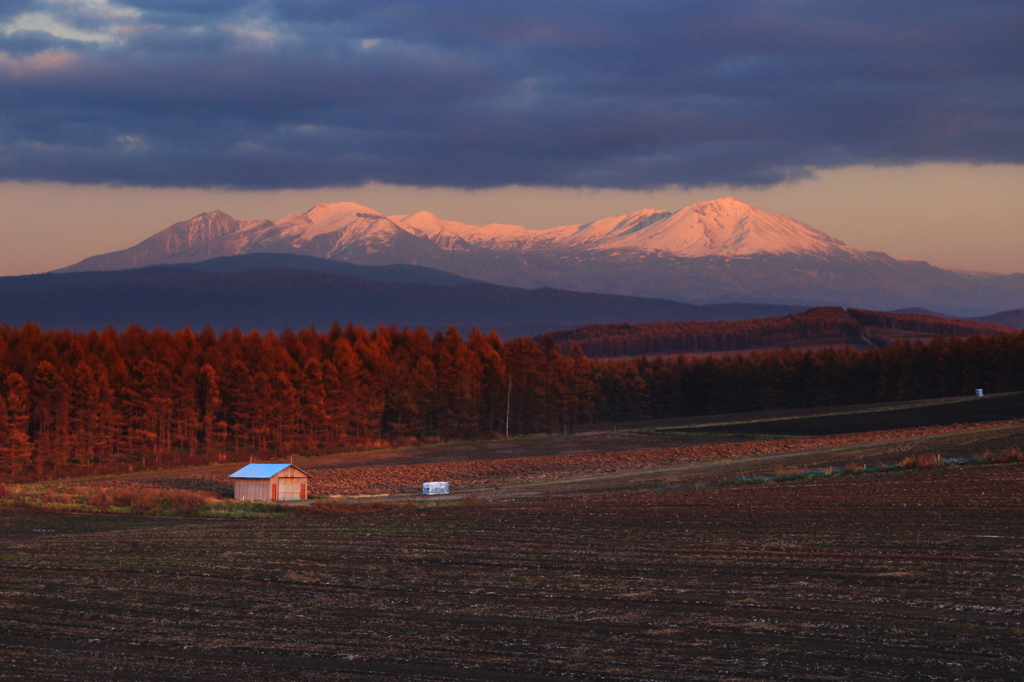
left=3, top=462, right=1023, bottom=680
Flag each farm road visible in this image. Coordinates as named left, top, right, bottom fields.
left=580, top=391, right=1024, bottom=435
left=674, top=391, right=1024, bottom=436
left=364, top=420, right=1024, bottom=502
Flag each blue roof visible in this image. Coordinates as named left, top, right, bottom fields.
left=229, top=463, right=307, bottom=479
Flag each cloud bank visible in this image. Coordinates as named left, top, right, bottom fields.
left=1, top=1, right=1022, bottom=189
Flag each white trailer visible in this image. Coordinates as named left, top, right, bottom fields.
left=422, top=481, right=450, bottom=495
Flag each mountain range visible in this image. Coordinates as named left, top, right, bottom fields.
left=58, top=197, right=1024, bottom=316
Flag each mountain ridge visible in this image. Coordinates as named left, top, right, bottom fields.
left=56, top=198, right=1024, bottom=316
left=58, top=197, right=864, bottom=274
left=6, top=255, right=811, bottom=337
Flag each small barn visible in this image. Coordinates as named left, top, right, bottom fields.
left=229, top=463, right=309, bottom=501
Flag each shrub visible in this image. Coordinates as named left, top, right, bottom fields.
left=900, top=453, right=940, bottom=468
left=152, top=488, right=213, bottom=510
left=983, top=448, right=1024, bottom=464
left=86, top=490, right=116, bottom=509
left=106, top=487, right=214, bottom=512
left=112, top=488, right=155, bottom=510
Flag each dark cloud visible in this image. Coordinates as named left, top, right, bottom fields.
left=1, top=0, right=1022, bottom=189
left=0, top=29, right=80, bottom=56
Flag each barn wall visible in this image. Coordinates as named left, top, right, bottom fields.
left=279, top=465, right=308, bottom=480
left=233, top=479, right=272, bottom=501
left=273, top=467, right=309, bottom=501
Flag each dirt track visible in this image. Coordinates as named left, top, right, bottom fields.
left=677, top=391, right=1024, bottom=436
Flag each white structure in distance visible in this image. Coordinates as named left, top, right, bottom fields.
left=423, top=481, right=450, bottom=495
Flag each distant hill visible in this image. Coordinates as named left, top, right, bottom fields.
left=974, top=308, right=1024, bottom=330
left=0, top=257, right=808, bottom=336
left=888, top=307, right=961, bottom=319
left=547, top=307, right=1016, bottom=358
left=166, top=252, right=478, bottom=286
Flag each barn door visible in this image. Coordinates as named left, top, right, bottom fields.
left=278, top=477, right=301, bottom=501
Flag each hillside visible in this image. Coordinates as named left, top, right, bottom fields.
left=169, top=253, right=478, bottom=286
left=0, top=256, right=807, bottom=336
left=974, top=308, right=1024, bottom=330
left=548, top=307, right=1015, bottom=358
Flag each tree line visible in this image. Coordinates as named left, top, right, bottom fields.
left=592, top=333, right=1024, bottom=421
left=1, top=321, right=1022, bottom=481
left=0, top=323, right=592, bottom=481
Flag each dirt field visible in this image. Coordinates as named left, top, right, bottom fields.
left=2, top=462, right=1023, bottom=680
left=5, top=394, right=1024, bottom=679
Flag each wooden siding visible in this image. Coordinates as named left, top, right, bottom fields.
left=232, top=465, right=309, bottom=501
left=277, top=477, right=303, bottom=501
left=233, top=478, right=272, bottom=501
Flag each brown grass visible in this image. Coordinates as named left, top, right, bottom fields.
left=2, top=483, right=218, bottom=514
left=900, top=453, right=941, bottom=468
left=980, top=447, right=1024, bottom=464
left=292, top=499, right=416, bottom=515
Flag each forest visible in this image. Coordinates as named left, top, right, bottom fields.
left=1, top=320, right=1023, bottom=481
left=549, top=307, right=1012, bottom=358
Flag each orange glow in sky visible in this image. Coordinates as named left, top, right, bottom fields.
left=2, top=163, right=1023, bottom=277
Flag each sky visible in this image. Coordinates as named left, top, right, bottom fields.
left=1, top=1, right=1023, bottom=275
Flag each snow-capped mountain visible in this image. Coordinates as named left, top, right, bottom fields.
left=63, top=210, right=272, bottom=272
left=64, top=197, right=861, bottom=271
left=57, top=198, right=1024, bottom=316
left=392, top=197, right=854, bottom=257
left=559, top=198, right=852, bottom=257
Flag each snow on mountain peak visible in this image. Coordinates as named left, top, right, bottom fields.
left=274, top=197, right=853, bottom=256
left=304, top=202, right=384, bottom=220
left=59, top=196, right=865, bottom=275
left=592, top=197, right=850, bottom=257
left=273, top=201, right=399, bottom=241
left=391, top=211, right=543, bottom=248
left=392, top=210, right=457, bottom=237
left=546, top=208, right=674, bottom=246
left=146, top=210, right=253, bottom=252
